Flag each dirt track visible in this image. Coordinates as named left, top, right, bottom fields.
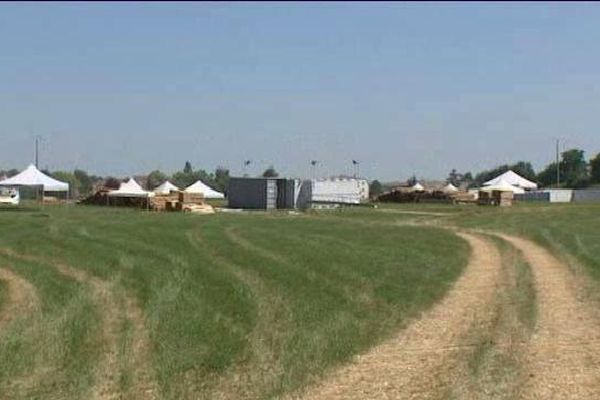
left=496, top=234, right=600, bottom=399
left=293, top=232, right=503, bottom=400
left=296, top=230, right=600, bottom=400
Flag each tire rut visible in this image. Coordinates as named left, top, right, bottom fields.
left=0, top=264, right=39, bottom=332
left=291, top=232, right=503, bottom=400
left=0, top=248, right=157, bottom=400
left=495, top=234, right=600, bottom=399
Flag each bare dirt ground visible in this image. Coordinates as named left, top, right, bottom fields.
left=0, top=263, right=39, bottom=332
left=496, top=234, right=600, bottom=399
left=292, top=232, right=503, bottom=400
left=0, top=249, right=157, bottom=400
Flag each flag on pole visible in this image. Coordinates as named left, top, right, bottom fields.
left=352, top=160, right=359, bottom=165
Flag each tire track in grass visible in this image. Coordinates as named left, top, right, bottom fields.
left=495, top=234, right=600, bottom=399
left=291, top=232, right=503, bottom=400
left=446, top=236, right=537, bottom=400
left=0, top=248, right=158, bottom=400
left=0, top=263, right=39, bottom=333
left=187, top=228, right=293, bottom=400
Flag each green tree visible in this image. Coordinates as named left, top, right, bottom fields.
left=73, top=169, right=99, bottom=196
left=213, top=167, right=230, bottom=193
left=537, top=162, right=559, bottom=187
left=104, top=177, right=121, bottom=189
left=369, top=180, right=383, bottom=197
left=146, top=170, right=168, bottom=190
left=589, top=153, right=600, bottom=184
left=560, top=149, right=589, bottom=188
left=262, top=166, right=279, bottom=178
left=183, top=161, right=193, bottom=174
left=51, top=171, right=81, bottom=198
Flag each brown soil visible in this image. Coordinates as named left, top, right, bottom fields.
left=291, top=232, right=503, bottom=400
left=495, top=234, right=600, bottom=399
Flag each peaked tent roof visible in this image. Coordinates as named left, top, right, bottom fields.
left=0, top=164, right=69, bottom=191
left=108, top=178, right=154, bottom=197
left=411, top=182, right=425, bottom=192
left=154, top=180, right=179, bottom=195
left=184, top=180, right=225, bottom=199
left=479, top=178, right=525, bottom=194
left=442, top=183, right=459, bottom=193
left=483, top=170, right=537, bottom=189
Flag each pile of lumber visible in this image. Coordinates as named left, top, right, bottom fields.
left=377, top=190, right=453, bottom=203
left=451, top=192, right=476, bottom=204
left=150, top=191, right=214, bottom=214
left=477, top=190, right=513, bottom=207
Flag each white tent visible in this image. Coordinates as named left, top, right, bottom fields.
left=483, top=170, right=537, bottom=189
left=442, top=183, right=459, bottom=193
left=479, top=178, right=525, bottom=194
left=0, top=164, right=69, bottom=192
left=184, top=180, right=225, bottom=199
left=108, top=178, right=155, bottom=198
left=154, top=180, right=179, bottom=195
left=411, top=182, right=425, bottom=192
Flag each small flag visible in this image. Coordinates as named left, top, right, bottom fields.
left=244, top=160, right=251, bottom=166
left=352, top=160, right=359, bottom=165
left=311, top=160, right=318, bottom=166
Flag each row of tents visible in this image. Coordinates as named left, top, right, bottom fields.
left=409, top=170, right=538, bottom=194
left=0, top=164, right=225, bottom=200
left=111, top=178, right=224, bottom=199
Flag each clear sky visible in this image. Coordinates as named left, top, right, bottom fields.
left=1, top=2, right=600, bottom=181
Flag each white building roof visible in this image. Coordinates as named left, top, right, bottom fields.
left=483, top=170, right=537, bottom=189
left=442, top=183, right=459, bottom=193
left=0, top=164, right=69, bottom=192
left=184, top=180, right=225, bottom=199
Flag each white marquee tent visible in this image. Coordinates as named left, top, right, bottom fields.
left=184, top=180, right=225, bottom=199
left=108, top=178, right=154, bottom=198
left=411, top=182, right=425, bottom=192
left=479, top=178, right=525, bottom=194
left=153, top=180, right=179, bottom=195
left=0, top=164, right=69, bottom=192
left=442, top=183, right=459, bottom=193
left=483, top=170, right=537, bottom=189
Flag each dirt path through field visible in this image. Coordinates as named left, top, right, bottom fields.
left=293, top=232, right=502, bottom=400
left=0, top=248, right=157, bottom=400
left=495, top=234, right=600, bottom=399
left=0, top=264, right=39, bottom=332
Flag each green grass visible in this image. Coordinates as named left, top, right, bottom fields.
left=446, top=203, right=600, bottom=280
left=0, top=280, right=6, bottom=315
left=0, top=205, right=469, bottom=399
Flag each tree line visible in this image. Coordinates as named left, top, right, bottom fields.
left=444, top=148, right=600, bottom=189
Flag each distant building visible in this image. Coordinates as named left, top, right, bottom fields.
left=227, top=177, right=369, bottom=210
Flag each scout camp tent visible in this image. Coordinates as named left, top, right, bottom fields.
left=411, top=182, right=425, bottom=192
left=153, top=180, right=179, bottom=195
left=0, top=164, right=69, bottom=201
left=184, top=180, right=225, bottom=199
left=442, top=183, right=459, bottom=193
left=479, top=178, right=525, bottom=194
left=0, top=164, right=69, bottom=192
left=483, top=170, right=537, bottom=189
left=108, top=178, right=154, bottom=198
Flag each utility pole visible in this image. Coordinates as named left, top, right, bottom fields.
left=35, top=136, right=40, bottom=168
left=556, top=138, right=560, bottom=187
left=311, top=160, right=319, bottom=179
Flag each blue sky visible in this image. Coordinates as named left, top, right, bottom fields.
left=1, top=2, right=600, bottom=180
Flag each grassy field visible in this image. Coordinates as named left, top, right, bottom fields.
left=0, top=205, right=469, bottom=399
